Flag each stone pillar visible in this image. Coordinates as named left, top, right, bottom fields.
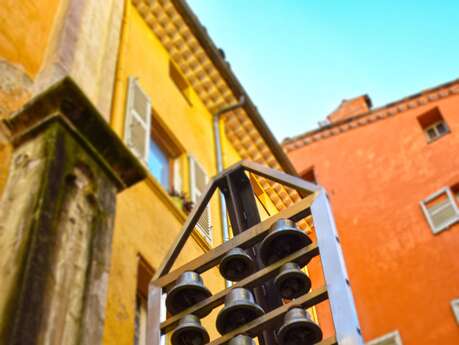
left=0, top=77, right=146, bottom=345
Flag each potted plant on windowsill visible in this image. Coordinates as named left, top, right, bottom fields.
left=168, top=189, right=194, bottom=215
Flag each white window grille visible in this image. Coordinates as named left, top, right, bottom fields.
left=124, top=77, right=151, bottom=164
left=367, top=330, right=403, bottom=345
left=420, top=187, right=459, bottom=234
left=189, top=156, right=212, bottom=243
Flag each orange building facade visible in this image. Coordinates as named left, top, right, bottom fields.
left=283, top=80, right=459, bottom=345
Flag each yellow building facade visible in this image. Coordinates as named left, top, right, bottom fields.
left=0, top=1, right=308, bottom=345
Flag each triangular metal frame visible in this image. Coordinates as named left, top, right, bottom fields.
left=149, top=160, right=364, bottom=345
left=154, top=160, right=320, bottom=279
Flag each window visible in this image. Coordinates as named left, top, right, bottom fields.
left=189, top=156, right=212, bottom=243
left=417, top=107, right=450, bottom=142
left=169, top=60, right=192, bottom=105
left=301, top=167, right=317, bottom=184
left=420, top=187, right=459, bottom=234
left=134, top=258, right=154, bottom=345
left=367, top=331, right=403, bottom=345
left=125, top=77, right=183, bottom=193
left=148, top=134, right=172, bottom=191
left=451, top=298, right=459, bottom=324
left=134, top=296, right=147, bottom=345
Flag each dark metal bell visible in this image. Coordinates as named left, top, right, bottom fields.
left=219, top=247, right=255, bottom=282
left=171, top=314, right=210, bottom=345
left=259, top=219, right=312, bottom=267
left=277, top=308, right=323, bottom=345
left=228, top=335, right=256, bottom=345
left=216, top=288, right=264, bottom=334
left=274, top=262, right=312, bottom=299
left=166, top=271, right=212, bottom=317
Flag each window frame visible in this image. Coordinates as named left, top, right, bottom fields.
left=417, top=107, right=450, bottom=143
left=134, top=257, right=155, bottom=345
left=420, top=187, right=459, bottom=234
left=148, top=110, right=185, bottom=194
left=367, top=330, right=403, bottom=345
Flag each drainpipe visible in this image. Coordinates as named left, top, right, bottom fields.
left=213, top=96, right=245, bottom=286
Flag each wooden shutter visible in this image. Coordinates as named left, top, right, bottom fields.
left=189, top=156, right=212, bottom=243
left=125, top=77, right=151, bottom=164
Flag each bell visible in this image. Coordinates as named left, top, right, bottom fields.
left=228, top=335, right=256, bottom=345
left=216, top=288, right=264, bottom=334
left=219, top=247, right=255, bottom=282
left=274, top=262, right=312, bottom=299
left=259, top=219, right=312, bottom=267
left=171, top=314, right=210, bottom=345
left=277, top=308, right=323, bottom=345
left=166, top=271, right=212, bottom=317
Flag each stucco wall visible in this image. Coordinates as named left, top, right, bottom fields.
left=104, top=3, right=245, bottom=344
left=287, top=93, right=459, bottom=344
left=0, top=0, right=61, bottom=78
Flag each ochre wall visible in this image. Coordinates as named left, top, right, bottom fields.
left=0, top=0, right=62, bottom=78
left=0, top=0, right=61, bottom=192
left=287, top=94, right=459, bottom=344
left=104, top=2, right=245, bottom=344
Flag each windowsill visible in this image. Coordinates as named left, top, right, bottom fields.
left=426, top=130, right=450, bottom=144
left=143, top=172, right=211, bottom=251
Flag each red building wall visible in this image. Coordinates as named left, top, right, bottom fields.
left=285, top=85, right=459, bottom=344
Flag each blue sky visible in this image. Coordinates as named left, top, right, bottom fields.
left=188, top=1, right=459, bottom=141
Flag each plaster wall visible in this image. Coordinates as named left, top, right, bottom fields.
left=288, top=94, right=459, bottom=344
left=104, top=3, right=248, bottom=344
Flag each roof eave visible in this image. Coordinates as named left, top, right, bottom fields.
left=172, top=0, right=298, bottom=176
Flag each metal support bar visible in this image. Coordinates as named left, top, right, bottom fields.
left=241, top=160, right=320, bottom=197
left=311, top=190, right=364, bottom=345
left=220, top=169, right=281, bottom=345
left=146, top=284, right=162, bottom=345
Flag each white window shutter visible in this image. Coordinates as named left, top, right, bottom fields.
left=124, top=76, right=151, bottom=164
left=420, top=187, right=459, bottom=234
left=189, top=156, right=212, bottom=243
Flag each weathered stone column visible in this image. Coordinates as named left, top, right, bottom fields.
left=0, top=77, right=146, bottom=345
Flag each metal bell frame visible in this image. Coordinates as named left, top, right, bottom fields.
left=146, top=160, right=364, bottom=345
